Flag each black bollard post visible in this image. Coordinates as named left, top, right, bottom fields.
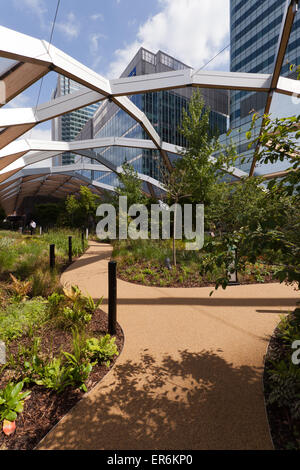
left=108, top=261, right=117, bottom=335
left=68, top=236, right=72, bottom=264
left=50, top=244, right=55, bottom=270
left=81, top=231, right=84, bottom=250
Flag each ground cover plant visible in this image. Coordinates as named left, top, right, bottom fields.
left=0, top=228, right=123, bottom=449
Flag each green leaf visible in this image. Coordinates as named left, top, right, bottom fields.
left=4, top=410, right=17, bottom=422
left=14, top=403, right=24, bottom=413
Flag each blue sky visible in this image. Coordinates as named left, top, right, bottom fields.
left=2, top=0, right=231, bottom=139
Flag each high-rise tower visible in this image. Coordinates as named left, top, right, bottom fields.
left=230, top=0, right=299, bottom=173
left=51, top=75, right=100, bottom=166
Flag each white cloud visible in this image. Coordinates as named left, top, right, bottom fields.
left=90, top=13, right=104, bottom=21
left=55, top=12, right=80, bottom=39
left=89, top=33, right=106, bottom=71
left=13, top=0, right=48, bottom=28
left=108, top=0, right=230, bottom=78
left=89, top=33, right=106, bottom=55
left=6, top=93, right=30, bottom=109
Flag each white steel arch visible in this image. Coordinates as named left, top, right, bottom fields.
left=0, top=0, right=298, bottom=212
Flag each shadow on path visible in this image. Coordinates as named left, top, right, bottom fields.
left=100, top=297, right=297, bottom=307
left=41, top=349, right=269, bottom=450
left=66, top=252, right=111, bottom=272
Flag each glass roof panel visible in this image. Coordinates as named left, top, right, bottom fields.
left=0, top=58, right=19, bottom=77
left=254, top=90, right=300, bottom=176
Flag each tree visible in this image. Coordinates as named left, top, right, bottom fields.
left=203, top=111, right=300, bottom=291
left=114, top=162, right=148, bottom=207
left=163, top=167, right=192, bottom=266
left=65, top=186, right=100, bottom=228
left=162, top=90, right=237, bottom=265
left=205, top=175, right=294, bottom=234
left=173, top=90, right=237, bottom=205
left=248, top=112, right=300, bottom=195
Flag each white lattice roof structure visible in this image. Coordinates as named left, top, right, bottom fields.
left=0, top=0, right=299, bottom=214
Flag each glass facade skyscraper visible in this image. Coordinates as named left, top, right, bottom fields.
left=229, top=0, right=300, bottom=173
left=51, top=75, right=100, bottom=166
left=78, top=48, right=229, bottom=188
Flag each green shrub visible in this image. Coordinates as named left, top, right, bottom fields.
left=33, top=356, right=92, bottom=393
left=276, top=311, right=300, bottom=345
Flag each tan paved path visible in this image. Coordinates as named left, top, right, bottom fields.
left=38, top=242, right=299, bottom=450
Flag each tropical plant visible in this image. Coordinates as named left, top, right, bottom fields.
left=18, top=333, right=92, bottom=393
left=61, top=285, right=102, bottom=326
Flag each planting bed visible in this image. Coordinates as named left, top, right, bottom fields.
left=0, top=308, right=124, bottom=450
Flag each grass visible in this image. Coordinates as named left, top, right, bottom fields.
left=0, top=228, right=89, bottom=342
left=0, top=229, right=88, bottom=297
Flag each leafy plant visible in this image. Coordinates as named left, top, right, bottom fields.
left=267, top=359, right=300, bottom=421
left=17, top=334, right=92, bottom=394
left=63, top=285, right=102, bottom=315
left=9, top=273, right=32, bottom=301
left=62, top=306, right=92, bottom=326
left=0, top=381, right=31, bottom=422
left=47, top=292, right=66, bottom=317
left=61, top=353, right=92, bottom=392
left=84, top=335, right=119, bottom=367
left=276, top=314, right=300, bottom=345
left=57, top=285, right=103, bottom=328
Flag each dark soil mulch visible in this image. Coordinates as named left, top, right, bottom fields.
left=0, top=309, right=124, bottom=450
left=263, top=321, right=300, bottom=450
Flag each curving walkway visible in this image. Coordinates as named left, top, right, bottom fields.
left=38, top=242, right=299, bottom=450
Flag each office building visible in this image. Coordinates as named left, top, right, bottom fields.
left=51, top=75, right=100, bottom=165
left=77, top=47, right=229, bottom=187
left=229, top=0, right=300, bottom=172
